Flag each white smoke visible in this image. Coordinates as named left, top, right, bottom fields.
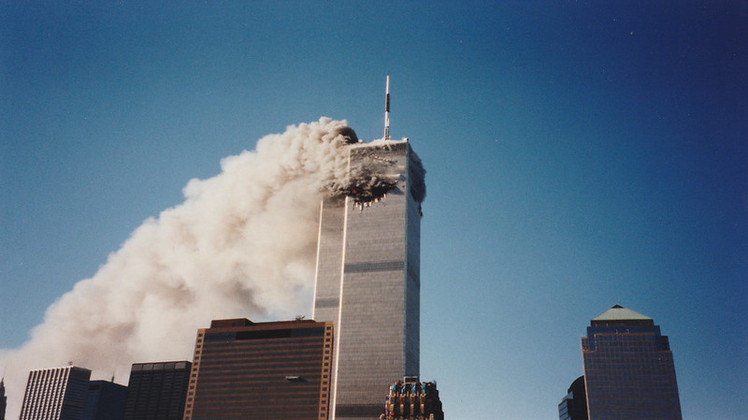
left=0, top=118, right=358, bottom=418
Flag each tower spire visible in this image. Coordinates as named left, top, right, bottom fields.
left=383, top=75, right=390, bottom=140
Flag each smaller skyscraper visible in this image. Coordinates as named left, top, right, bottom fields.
left=558, top=376, right=587, bottom=420
left=0, top=377, right=7, bottom=420
left=83, top=380, right=127, bottom=420
left=123, top=361, right=191, bottom=420
left=19, top=365, right=91, bottom=420
left=184, top=318, right=334, bottom=420
left=383, top=376, right=443, bottom=420
left=582, top=305, right=682, bottom=419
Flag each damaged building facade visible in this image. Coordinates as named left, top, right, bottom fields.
left=313, top=138, right=425, bottom=419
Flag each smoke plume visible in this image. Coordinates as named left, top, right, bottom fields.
left=0, top=118, right=366, bottom=417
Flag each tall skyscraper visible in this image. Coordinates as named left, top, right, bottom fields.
left=183, top=318, right=334, bottom=420
left=313, top=138, right=425, bottom=419
left=82, top=380, right=127, bottom=420
left=123, top=361, right=191, bottom=420
left=582, top=305, right=682, bottom=419
left=558, top=376, right=587, bottom=420
left=19, top=365, right=91, bottom=420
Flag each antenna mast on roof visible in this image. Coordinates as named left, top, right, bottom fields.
left=383, top=75, right=391, bottom=140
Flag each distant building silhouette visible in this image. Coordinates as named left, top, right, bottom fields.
left=0, top=377, right=7, bottom=420
left=558, top=375, right=587, bottom=420
left=123, top=361, right=191, bottom=420
left=582, top=305, right=682, bottom=419
left=82, top=380, right=127, bottom=420
left=183, top=318, right=333, bottom=420
left=19, top=365, right=91, bottom=420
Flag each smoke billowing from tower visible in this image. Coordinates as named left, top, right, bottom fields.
left=0, top=118, right=381, bottom=418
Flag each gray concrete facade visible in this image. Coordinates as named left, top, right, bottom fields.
left=313, top=140, right=424, bottom=419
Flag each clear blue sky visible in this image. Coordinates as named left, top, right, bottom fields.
left=1, top=1, right=745, bottom=418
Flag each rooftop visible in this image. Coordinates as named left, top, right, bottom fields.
left=591, top=304, right=654, bottom=326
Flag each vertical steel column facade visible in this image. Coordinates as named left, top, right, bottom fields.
left=313, top=140, right=423, bottom=419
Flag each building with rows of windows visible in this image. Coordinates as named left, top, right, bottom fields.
left=19, top=366, right=91, bottom=420
left=183, top=318, right=333, bottom=420
left=123, top=361, right=191, bottom=420
left=581, top=305, right=682, bottom=419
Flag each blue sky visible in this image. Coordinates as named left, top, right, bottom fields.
left=1, top=1, right=746, bottom=418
